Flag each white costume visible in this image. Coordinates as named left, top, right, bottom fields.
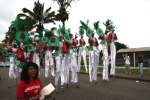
left=33, top=53, right=40, bottom=67
left=70, top=49, right=78, bottom=83
left=94, top=47, right=100, bottom=68
left=88, top=37, right=99, bottom=82
left=110, top=42, right=116, bottom=75
left=92, top=47, right=100, bottom=81
left=78, top=46, right=88, bottom=72
left=9, top=56, right=17, bottom=79
left=44, top=50, right=54, bottom=78
left=102, top=41, right=109, bottom=80
left=78, top=38, right=88, bottom=72
left=54, top=54, right=62, bottom=86
left=88, top=50, right=96, bottom=82
left=61, top=55, right=69, bottom=85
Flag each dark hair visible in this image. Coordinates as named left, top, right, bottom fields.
left=21, top=62, right=39, bottom=84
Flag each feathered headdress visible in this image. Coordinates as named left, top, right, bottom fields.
left=58, top=25, right=71, bottom=43
left=94, top=21, right=103, bottom=36
left=103, top=19, right=115, bottom=33
left=80, top=20, right=93, bottom=38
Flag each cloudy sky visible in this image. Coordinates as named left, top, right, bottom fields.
left=0, top=0, right=150, bottom=48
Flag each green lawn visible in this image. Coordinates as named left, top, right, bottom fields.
left=80, top=66, right=150, bottom=81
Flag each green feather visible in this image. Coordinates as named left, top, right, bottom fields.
left=94, top=21, right=103, bottom=36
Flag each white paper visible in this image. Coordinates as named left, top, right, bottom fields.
left=40, top=83, right=55, bottom=96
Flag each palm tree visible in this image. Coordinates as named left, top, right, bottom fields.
left=17, top=0, right=56, bottom=38
left=52, top=0, right=76, bottom=27
left=3, top=26, right=16, bottom=44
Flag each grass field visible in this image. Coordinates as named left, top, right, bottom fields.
left=80, top=66, right=150, bottom=81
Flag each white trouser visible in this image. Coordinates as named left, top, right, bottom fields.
left=78, top=47, right=88, bottom=72
left=33, top=53, right=40, bottom=67
left=49, top=56, right=54, bottom=77
left=67, top=56, right=71, bottom=71
left=110, top=42, right=116, bottom=75
left=50, top=65, right=55, bottom=77
left=45, top=51, right=54, bottom=77
left=33, top=53, right=40, bottom=75
left=71, top=54, right=78, bottom=83
left=45, top=64, right=49, bottom=78
left=61, top=56, right=69, bottom=85
left=94, top=48, right=100, bottom=67
left=9, top=66, right=17, bottom=79
left=55, top=56, right=61, bottom=86
left=89, top=51, right=97, bottom=82
left=9, top=57, right=17, bottom=79
left=102, top=45, right=109, bottom=80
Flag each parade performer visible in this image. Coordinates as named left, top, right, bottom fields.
left=44, top=48, right=54, bottom=78
left=96, top=19, right=114, bottom=81
left=88, top=33, right=98, bottom=83
left=70, top=35, right=79, bottom=87
left=100, top=32, right=109, bottom=81
left=58, top=26, right=72, bottom=88
left=61, top=41, right=70, bottom=88
left=78, top=35, right=88, bottom=72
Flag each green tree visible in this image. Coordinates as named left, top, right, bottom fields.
left=52, top=0, right=76, bottom=27
left=3, top=26, right=16, bottom=44
left=115, top=41, right=128, bottom=51
left=17, top=0, right=56, bottom=37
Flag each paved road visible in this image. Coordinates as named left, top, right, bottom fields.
left=0, top=68, right=150, bottom=100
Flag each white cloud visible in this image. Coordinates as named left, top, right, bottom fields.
left=0, top=0, right=150, bottom=48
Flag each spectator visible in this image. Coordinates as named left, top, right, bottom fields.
left=123, top=53, right=130, bottom=74
left=138, top=54, right=144, bottom=77
left=16, top=62, right=42, bottom=100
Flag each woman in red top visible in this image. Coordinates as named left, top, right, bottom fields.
left=16, top=62, right=42, bottom=100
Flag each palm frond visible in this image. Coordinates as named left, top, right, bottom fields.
left=17, top=13, right=34, bottom=21
left=64, top=2, right=71, bottom=9
left=44, top=19, right=56, bottom=24
left=22, top=8, right=35, bottom=17
left=45, top=7, right=51, bottom=14
left=44, top=11, right=55, bottom=19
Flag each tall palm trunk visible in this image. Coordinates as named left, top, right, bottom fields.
left=62, top=21, right=65, bottom=29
